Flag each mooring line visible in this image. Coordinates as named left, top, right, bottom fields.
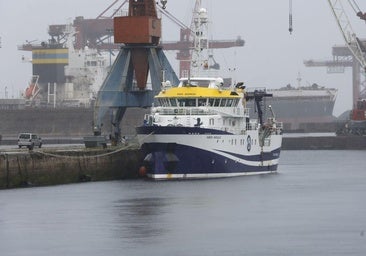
left=31, top=132, right=154, bottom=159
left=32, top=144, right=134, bottom=159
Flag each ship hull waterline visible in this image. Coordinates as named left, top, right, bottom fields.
left=136, top=126, right=282, bottom=180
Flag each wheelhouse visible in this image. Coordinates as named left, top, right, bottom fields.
left=156, top=77, right=243, bottom=108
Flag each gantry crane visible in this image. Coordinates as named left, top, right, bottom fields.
left=328, top=0, right=366, bottom=135
left=327, top=0, right=366, bottom=103
left=19, top=0, right=244, bottom=80
left=304, top=0, right=366, bottom=108
left=305, top=0, right=366, bottom=135
left=85, top=0, right=179, bottom=146
left=327, top=0, right=366, bottom=70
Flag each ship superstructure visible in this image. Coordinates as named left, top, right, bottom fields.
left=20, top=25, right=113, bottom=108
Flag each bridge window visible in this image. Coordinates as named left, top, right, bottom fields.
left=198, top=98, right=207, bottom=106
left=220, top=99, right=227, bottom=107
left=157, top=99, right=163, bottom=106
left=178, top=98, right=196, bottom=107
left=214, top=99, right=220, bottom=107
left=226, top=99, right=233, bottom=107
left=170, top=98, right=177, bottom=106
left=180, top=79, right=210, bottom=87
left=163, top=98, right=170, bottom=107
left=233, top=99, right=239, bottom=106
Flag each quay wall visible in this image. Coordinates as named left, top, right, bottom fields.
left=0, top=147, right=143, bottom=189
left=282, top=136, right=366, bottom=150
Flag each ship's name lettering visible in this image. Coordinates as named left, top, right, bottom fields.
left=176, top=93, right=196, bottom=96
left=206, top=135, right=221, bottom=139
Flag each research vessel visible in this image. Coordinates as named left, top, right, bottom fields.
left=136, top=77, right=283, bottom=179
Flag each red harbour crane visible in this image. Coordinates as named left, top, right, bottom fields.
left=19, top=0, right=244, bottom=79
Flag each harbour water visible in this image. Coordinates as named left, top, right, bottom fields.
left=0, top=150, right=365, bottom=256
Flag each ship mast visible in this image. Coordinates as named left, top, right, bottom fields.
left=190, top=6, right=209, bottom=77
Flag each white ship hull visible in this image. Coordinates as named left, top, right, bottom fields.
left=137, top=126, right=282, bottom=180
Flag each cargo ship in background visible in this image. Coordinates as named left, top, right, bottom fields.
left=266, top=83, right=338, bottom=130
left=19, top=23, right=112, bottom=108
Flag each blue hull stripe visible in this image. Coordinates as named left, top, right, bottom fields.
left=141, top=143, right=280, bottom=176
left=215, top=148, right=281, bottom=162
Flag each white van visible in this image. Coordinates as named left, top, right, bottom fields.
left=18, top=133, right=42, bottom=149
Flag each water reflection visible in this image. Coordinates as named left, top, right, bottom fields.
left=113, top=197, right=169, bottom=242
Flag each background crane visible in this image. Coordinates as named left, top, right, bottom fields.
left=159, top=0, right=245, bottom=78
left=304, top=0, right=366, bottom=108
left=19, top=0, right=244, bottom=80
left=85, top=0, right=178, bottom=146
left=327, top=0, right=366, bottom=71
left=327, top=0, right=366, bottom=105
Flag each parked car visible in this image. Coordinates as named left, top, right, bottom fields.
left=18, top=133, right=42, bottom=149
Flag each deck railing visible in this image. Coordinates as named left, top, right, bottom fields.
left=153, top=106, right=250, bottom=117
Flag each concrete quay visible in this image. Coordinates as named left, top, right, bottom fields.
left=0, top=145, right=143, bottom=189
left=282, top=135, right=366, bottom=150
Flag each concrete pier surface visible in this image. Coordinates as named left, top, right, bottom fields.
left=0, top=145, right=143, bottom=189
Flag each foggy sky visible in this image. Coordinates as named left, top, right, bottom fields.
left=0, top=0, right=365, bottom=116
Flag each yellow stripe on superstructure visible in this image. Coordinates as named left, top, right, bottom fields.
left=156, top=87, right=240, bottom=98
left=32, top=59, right=69, bottom=64
left=32, top=48, right=69, bottom=64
